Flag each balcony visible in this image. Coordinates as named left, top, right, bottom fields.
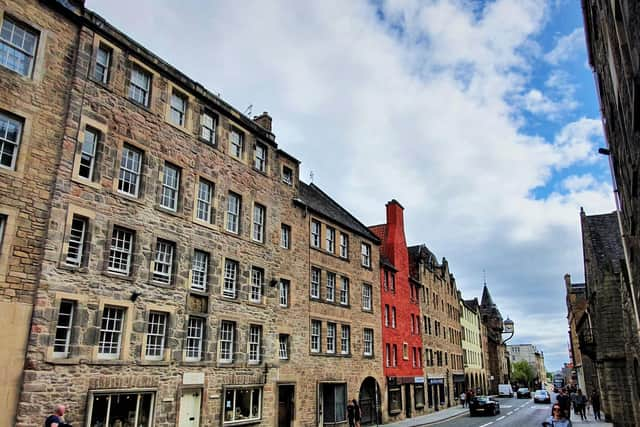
left=578, top=327, right=596, bottom=358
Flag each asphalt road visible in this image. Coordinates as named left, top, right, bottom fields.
left=436, top=395, right=554, bottom=427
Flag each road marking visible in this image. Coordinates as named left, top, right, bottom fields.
left=514, top=407, right=520, bottom=411
left=479, top=423, right=493, bottom=427
left=501, top=405, right=513, bottom=408
left=497, top=416, right=506, bottom=421
left=507, top=411, right=513, bottom=415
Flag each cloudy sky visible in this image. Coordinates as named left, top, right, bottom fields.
left=89, top=0, right=615, bottom=372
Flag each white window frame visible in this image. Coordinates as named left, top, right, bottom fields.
left=53, top=300, right=74, bottom=358
left=326, top=227, right=335, bottom=253
left=327, top=322, right=336, bottom=354
left=94, top=44, right=111, bottom=84
left=311, top=320, right=321, bottom=353
left=248, top=324, right=261, bottom=363
left=190, top=250, right=209, bottom=292
left=0, top=112, right=23, bottom=170
left=392, top=307, right=396, bottom=328
left=250, top=266, right=263, bottom=303
left=160, top=163, right=180, bottom=211
left=0, top=16, right=38, bottom=77
left=362, top=284, right=372, bottom=311
left=200, top=112, right=216, bottom=144
left=169, top=90, right=187, bottom=126
left=145, top=311, right=167, bottom=361
left=282, top=166, right=293, bottom=185
left=223, top=387, right=262, bottom=424
left=310, top=267, right=320, bottom=299
left=129, top=65, right=151, bottom=106
left=118, top=145, right=142, bottom=197
left=339, top=233, right=348, bottom=258
left=65, top=215, right=87, bottom=267
left=229, top=129, right=243, bottom=158
left=279, top=334, right=289, bottom=360
left=279, top=279, right=289, bottom=307
left=339, top=277, right=349, bottom=305
left=185, top=316, right=204, bottom=362
left=252, top=203, right=265, bottom=242
left=78, top=126, right=98, bottom=180
left=196, top=178, right=213, bottom=223
left=152, top=239, right=174, bottom=284
left=363, top=328, right=373, bottom=356
left=326, top=272, right=335, bottom=302
left=361, top=243, right=371, bottom=267
left=311, top=220, right=321, bottom=247
left=340, top=325, right=350, bottom=355
left=97, top=306, right=125, bottom=360
left=384, top=305, right=389, bottom=327
left=219, top=321, right=234, bottom=363
left=226, top=192, right=240, bottom=233
left=107, top=227, right=134, bottom=275
left=280, top=224, right=291, bottom=249
left=223, top=259, right=238, bottom=298
left=254, top=143, right=266, bottom=172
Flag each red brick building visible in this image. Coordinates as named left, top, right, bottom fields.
left=370, top=200, right=425, bottom=422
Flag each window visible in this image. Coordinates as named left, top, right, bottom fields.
left=226, top=192, right=240, bottom=233
left=145, top=311, right=167, bottom=361
left=169, top=90, right=187, bottom=126
left=322, top=383, right=346, bottom=423
left=412, top=347, right=417, bottom=367
left=326, top=227, right=335, bottom=253
left=0, top=16, right=38, bottom=76
left=195, top=178, right=213, bottom=223
left=219, top=321, right=234, bottom=363
left=78, top=126, right=99, bottom=180
left=363, top=328, right=373, bottom=356
left=361, top=243, right=371, bottom=267
left=327, top=322, right=336, bottom=353
left=339, top=233, right=348, bottom=258
left=118, top=145, right=142, bottom=197
left=200, top=112, right=216, bottom=144
left=184, top=316, right=204, bottom=362
left=362, top=284, right=372, bottom=311
left=254, top=143, right=266, bottom=172
left=311, top=220, right=321, bottom=248
left=280, top=224, right=291, bottom=249
left=229, top=129, right=243, bottom=159
left=411, top=314, right=415, bottom=334
left=107, top=227, right=134, bottom=275
left=392, top=344, right=397, bottom=366
left=389, top=387, right=402, bottom=413
left=390, top=272, right=395, bottom=292
left=89, top=392, right=154, bottom=427
left=250, top=267, right=263, bottom=303
left=391, top=307, right=396, bottom=328
left=310, top=267, right=320, bottom=299
left=311, top=320, right=321, bottom=353
left=223, top=388, right=261, bottom=424
left=152, top=239, right=174, bottom=284
left=282, top=166, right=293, bottom=185
left=0, top=112, right=22, bottom=170
left=223, top=259, right=238, bottom=298
left=160, top=163, right=180, bottom=211
left=53, top=300, right=74, bottom=358
left=385, top=344, right=391, bottom=367
left=190, top=250, right=209, bottom=292
left=279, top=334, right=289, bottom=360
left=414, top=384, right=425, bottom=408
left=248, top=325, right=261, bottom=363
left=340, top=325, right=350, bottom=354
left=279, top=279, right=290, bottom=307
left=65, top=215, right=87, bottom=267
left=129, top=65, right=151, bottom=106
left=326, top=272, right=335, bottom=302
left=94, top=44, right=111, bottom=83
left=252, top=204, right=265, bottom=242
left=384, top=305, right=389, bottom=327
left=339, top=277, right=349, bottom=305
left=98, top=306, right=124, bottom=359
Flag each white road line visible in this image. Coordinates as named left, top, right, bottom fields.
left=507, top=411, right=514, bottom=415
left=497, top=416, right=506, bottom=421
left=479, top=423, right=493, bottom=427
left=514, top=407, right=520, bottom=411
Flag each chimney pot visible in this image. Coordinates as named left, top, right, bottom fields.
left=253, top=112, right=272, bottom=132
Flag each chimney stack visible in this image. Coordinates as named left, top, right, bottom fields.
left=253, top=112, right=272, bottom=132
left=564, top=274, right=571, bottom=288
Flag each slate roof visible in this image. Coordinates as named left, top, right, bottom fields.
left=582, top=211, right=624, bottom=273
left=297, top=182, right=380, bottom=243
left=481, top=284, right=495, bottom=308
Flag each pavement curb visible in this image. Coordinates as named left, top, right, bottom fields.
left=409, top=410, right=469, bottom=426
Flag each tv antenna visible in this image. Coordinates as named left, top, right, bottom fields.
left=244, top=104, right=253, bottom=116
left=310, top=171, right=314, bottom=183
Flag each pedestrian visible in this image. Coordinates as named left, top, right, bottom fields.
left=460, top=391, right=466, bottom=408
left=353, top=399, right=361, bottom=427
left=590, top=390, right=601, bottom=421
left=543, top=404, right=573, bottom=427
left=346, top=400, right=356, bottom=427
left=45, top=404, right=72, bottom=427
left=556, top=388, right=572, bottom=421
left=574, top=389, right=587, bottom=420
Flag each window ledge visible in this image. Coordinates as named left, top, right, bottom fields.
left=246, top=301, right=266, bottom=309
left=139, top=360, right=171, bottom=367
left=165, top=118, right=192, bottom=135
left=156, top=205, right=183, bottom=218
left=223, top=419, right=261, bottom=426
left=193, top=218, right=217, bottom=231
left=180, top=361, right=212, bottom=367
left=46, top=357, right=82, bottom=365
left=71, top=175, right=102, bottom=190
left=198, top=137, right=217, bottom=148
left=149, top=279, right=174, bottom=289
left=114, top=190, right=146, bottom=206
left=58, top=264, right=89, bottom=273
left=88, top=359, right=129, bottom=366
left=102, top=270, right=135, bottom=282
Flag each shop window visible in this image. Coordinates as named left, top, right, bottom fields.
left=414, top=384, right=425, bottom=408
left=224, top=387, right=262, bottom=424
left=388, top=387, right=402, bottom=414
left=89, top=392, right=154, bottom=426
left=321, top=383, right=346, bottom=423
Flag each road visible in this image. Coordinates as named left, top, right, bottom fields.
left=433, top=395, right=554, bottom=427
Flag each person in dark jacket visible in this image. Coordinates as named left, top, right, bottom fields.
left=45, top=404, right=72, bottom=427
left=556, top=388, right=572, bottom=420
left=590, top=390, right=601, bottom=421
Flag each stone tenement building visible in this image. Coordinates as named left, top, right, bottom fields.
left=478, top=284, right=508, bottom=394
left=564, top=274, right=594, bottom=396
left=507, top=344, right=545, bottom=389
left=409, top=245, right=464, bottom=411
left=460, top=298, right=488, bottom=395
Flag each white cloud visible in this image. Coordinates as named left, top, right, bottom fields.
left=545, top=27, right=586, bottom=64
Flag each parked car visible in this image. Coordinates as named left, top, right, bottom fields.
left=533, top=389, right=551, bottom=403
left=498, top=383, right=513, bottom=397
left=516, top=388, right=531, bottom=398
left=469, top=396, right=501, bottom=416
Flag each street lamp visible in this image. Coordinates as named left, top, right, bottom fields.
left=502, top=317, right=514, bottom=344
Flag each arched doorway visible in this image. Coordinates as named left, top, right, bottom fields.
left=359, top=377, right=381, bottom=425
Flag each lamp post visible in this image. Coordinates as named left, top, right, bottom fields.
left=502, top=318, right=515, bottom=386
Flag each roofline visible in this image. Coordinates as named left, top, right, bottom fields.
left=277, top=148, right=301, bottom=164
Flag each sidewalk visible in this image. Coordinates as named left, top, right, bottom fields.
left=383, top=405, right=468, bottom=427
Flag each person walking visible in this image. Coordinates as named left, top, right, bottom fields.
left=460, top=391, right=466, bottom=408
left=574, top=389, right=587, bottom=420
left=556, top=388, right=572, bottom=421
left=591, top=390, right=601, bottom=421
left=543, top=404, right=573, bottom=427
left=353, top=399, right=361, bottom=427
left=45, top=404, right=72, bottom=427
left=347, top=400, right=356, bottom=427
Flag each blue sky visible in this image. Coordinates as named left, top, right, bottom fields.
left=90, top=0, right=615, bottom=372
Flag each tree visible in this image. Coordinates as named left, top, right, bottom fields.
left=512, top=360, right=535, bottom=387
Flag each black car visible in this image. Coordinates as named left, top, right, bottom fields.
left=516, top=387, right=531, bottom=399
left=469, top=396, right=501, bottom=416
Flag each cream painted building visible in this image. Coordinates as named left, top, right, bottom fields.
left=461, top=298, right=487, bottom=394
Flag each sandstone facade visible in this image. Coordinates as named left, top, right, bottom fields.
left=460, top=299, right=488, bottom=395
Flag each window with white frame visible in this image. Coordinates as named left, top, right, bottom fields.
left=279, top=334, right=289, bottom=360
left=65, top=215, right=87, bottom=267
left=280, top=223, right=290, bottom=249
left=384, top=305, right=389, bottom=327
left=326, top=272, right=335, bottom=302
left=169, top=90, right=187, bottom=126
left=196, top=178, right=213, bottom=223
left=310, top=267, right=320, bottom=299
left=53, top=300, right=74, bottom=358
left=311, top=319, right=321, bottom=353
left=392, top=344, right=397, bottom=366
left=340, top=325, right=350, bottom=354
left=160, top=163, right=180, bottom=211
left=279, top=279, right=289, bottom=307
left=94, top=44, right=111, bottom=84
left=190, top=250, right=208, bottom=292
left=152, top=239, right=174, bottom=284
left=223, top=259, right=238, bottom=298
left=254, top=142, right=266, bottom=172
left=327, top=322, right=336, bottom=353
left=250, top=266, right=263, bottom=303
left=223, top=387, right=261, bottom=424
left=282, top=166, right=293, bottom=185
left=78, top=126, right=99, bottom=180
left=339, top=277, right=349, bottom=305
left=129, top=65, right=151, bottom=106
left=363, top=328, right=373, bottom=356
left=339, top=233, right=348, bottom=258
left=0, top=112, right=23, bottom=170
left=326, top=226, right=335, bottom=253
left=248, top=325, right=261, bottom=363
left=145, top=311, right=167, bottom=360
left=98, top=306, right=124, bottom=359
left=252, top=203, right=265, bottom=242
left=361, top=243, right=371, bottom=267
left=362, top=283, right=372, bottom=311
left=219, top=320, right=234, bottom=363
left=226, top=192, right=240, bottom=233
left=229, top=128, right=243, bottom=159
left=200, top=111, right=216, bottom=144
left=107, top=227, right=134, bottom=275
left=89, top=392, right=154, bottom=427
left=185, top=316, right=204, bottom=361
left=385, top=344, right=390, bottom=367
left=311, top=220, right=320, bottom=247
left=117, top=145, right=142, bottom=197
left=0, top=16, right=38, bottom=77
left=392, top=307, right=396, bottom=328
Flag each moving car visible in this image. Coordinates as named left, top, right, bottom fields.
left=469, top=396, right=501, bottom=416
left=534, top=389, right=551, bottom=403
left=498, top=384, right=513, bottom=397
left=516, top=387, right=531, bottom=399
